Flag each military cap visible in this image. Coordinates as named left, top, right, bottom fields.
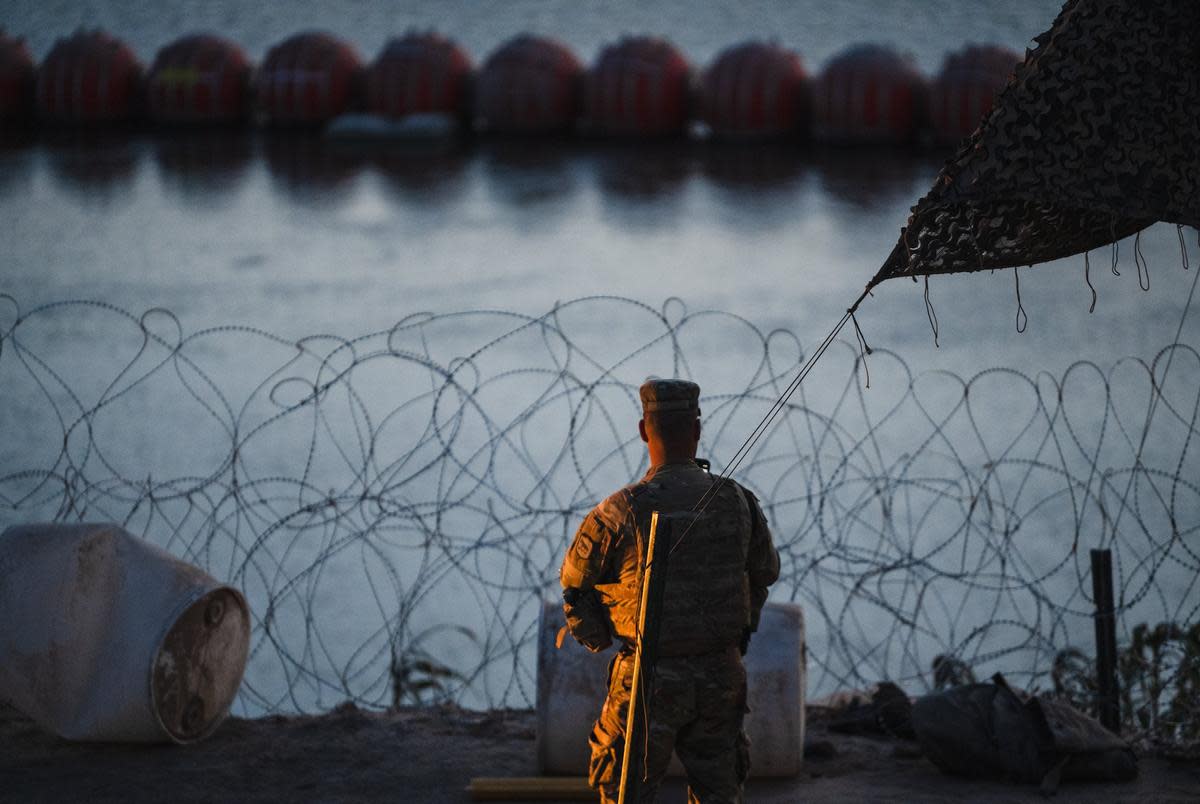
left=639, top=378, right=701, bottom=415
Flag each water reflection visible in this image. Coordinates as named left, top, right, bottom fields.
left=812, top=147, right=935, bottom=211
left=153, top=131, right=254, bottom=204
left=371, top=139, right=471, bottom=208
left=263, top=133, right=365, bottom=207
left=43, top=130, right=141, bottom=204
left=698, top=142, right=807, bottom=190
left=0, top=129, right=35, bottom=195
left=0, top=126, right=35, bottom=151
left=593, top=142, right=693, bottom=229
left=697, top=143, right=811, bottom=229
left=480, top=139, right=577, bottom=211
left=594, top=142, right=693, bottom=198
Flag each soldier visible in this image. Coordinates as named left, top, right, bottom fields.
left=560, top=379, right=780, bottom=803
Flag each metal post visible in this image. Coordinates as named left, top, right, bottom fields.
left=618, top=512, right=670, bottom=804
left=1090, top=549, right=1120, bottom=733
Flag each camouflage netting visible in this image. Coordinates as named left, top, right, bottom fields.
left=872, top=0, right=1200, bottom=285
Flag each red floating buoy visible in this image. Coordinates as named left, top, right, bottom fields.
left=257, top=32, right=363, bottom=126
left=812, top=44, right=927, bottom=145
left=702, top=40, right=808, bottom=140
left=0, top=30, right=34, bottom=122
left=36, top=30, right=144, bottom=124
left=583, top=36, right=691, bottom=137
left=930, top=44, right=1021, bottom=146
left=147, top=34, right=251, bottom=125
left=475, top=35, right=581, bottom=134
left=365, top=32, right=472, bottom=121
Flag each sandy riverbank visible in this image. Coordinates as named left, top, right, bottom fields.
left=2, top=701, right=1197, bottom=803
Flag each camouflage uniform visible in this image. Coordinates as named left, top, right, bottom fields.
left=560, top=380, right=780, bottom=804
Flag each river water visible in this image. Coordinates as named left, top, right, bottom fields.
left=2, top=0, right=1189, bottom=373
left=2, top=1, right=1198, bottom=714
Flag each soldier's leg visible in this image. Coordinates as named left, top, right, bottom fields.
left=633, top=658, right=696, bottom=802
left=588, top=651, right=633, bottom=804
left=673, top=650, right=748, bottom=804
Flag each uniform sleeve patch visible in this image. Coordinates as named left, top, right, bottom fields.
left=573, top=533, right=594, bottom=559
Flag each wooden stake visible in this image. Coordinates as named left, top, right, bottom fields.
left=1091, top=548, right=1120, bottom=733
left=617, top=511, right=670, bottom=804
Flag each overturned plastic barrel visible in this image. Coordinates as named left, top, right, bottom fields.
left=537, top=600, right=806, bottom=777
left=475, top=34, right=581, bottom=134
left=702, top=40, right=808, bottom=140
left=812, top=43, right=927, bottom=145
left=583, top=36, right=691, bottom=138
left=0, top=29, right=34, bottom=121
left=930, top=44, right=1020, bottom=146
left=147, top=33, right=251, bottom=125
left=0, top=523, right=250, bottom=743
left=365, top=32, right=472, bottom=122
left=36, top=30, right=144, bottom=124
left=257, top=31, right=363, bottom=126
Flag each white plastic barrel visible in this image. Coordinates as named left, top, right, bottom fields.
left=0, top=523, right=251, bottom=743
left=537, top=600, right=806, bottom=777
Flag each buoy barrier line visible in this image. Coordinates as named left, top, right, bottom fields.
left=146, top=34, right=251, bottom=125
left=8, top=29, right=1019, bottom=150
left=34, top=30, right=144, bottom=124
left=474, top=34, right=581, bottom=135
left=1, top=294, right=1196, bottom=754
left=0, top=29, right=35, bottom=120
left=256, top=32, right=363, bottom=126
left=812, top=44, right=929, bottom=145
left=366, top=32, right=473, bottom=122
left=582, top=36, right=691, bottom=138
left=929, top=44, right=1022, bottom=145
left=702, top=41, right=809, bottom=140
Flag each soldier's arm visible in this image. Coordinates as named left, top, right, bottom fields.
left=559, top=503, right=621, bottom=651
left=560, top=505, right=619, bottom=591
left=743, top=487, right=781, bottom=632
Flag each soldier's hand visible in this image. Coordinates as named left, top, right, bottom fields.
left=739, top=626, right=752, bottom=656
left=576, top=629, right=612, bottom=653
left=563, top=587, right=613, bottom=653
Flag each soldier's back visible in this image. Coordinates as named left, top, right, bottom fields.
left=627, top=462, right=754, bottom=657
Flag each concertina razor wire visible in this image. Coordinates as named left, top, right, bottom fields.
left=0, top=294, right=1196, bottom=747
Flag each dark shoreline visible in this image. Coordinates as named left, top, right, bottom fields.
left=4, top=701, right=1197, bottom=803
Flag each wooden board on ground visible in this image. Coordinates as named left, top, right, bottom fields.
left=468, top=776, right=595, bottom=800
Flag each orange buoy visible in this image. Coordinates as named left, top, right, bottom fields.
left=475, top=35, right=581, bottom=134
left=812, top=44, right=927, bottom=145
left=147, top=34, right=251, bottom=125
left=365, top=32, right=472, bottom=121
left=702, top=40, right=808, bottom=139
left=583, top=36, right=691, bottom=137
left=930, top=44, right=1021, bottom=146
left=36, top=30, right=144, bottom=124
left=0, top=29, right=34, bottom=122
left=257, top=32, right=363, bottom=126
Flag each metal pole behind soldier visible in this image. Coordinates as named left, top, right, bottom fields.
left=559, top=378, right=781, bottom=803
